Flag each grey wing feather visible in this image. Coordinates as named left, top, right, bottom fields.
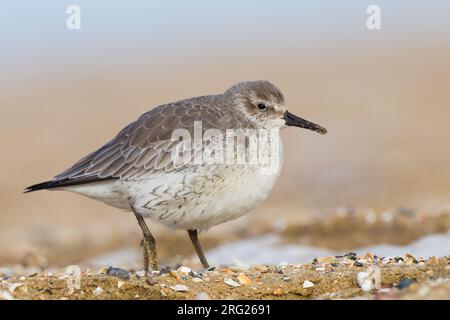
left=50, top=95, right=251, bottom=186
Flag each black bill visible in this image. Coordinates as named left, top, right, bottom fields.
left=283, top=111, right=327, bottom=134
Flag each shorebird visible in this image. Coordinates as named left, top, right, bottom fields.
left=25, top=81, right=326, bottom=274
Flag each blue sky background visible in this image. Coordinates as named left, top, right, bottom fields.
left=1, top=0, right=450, bottom=80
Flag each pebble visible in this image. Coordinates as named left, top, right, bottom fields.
left=191, top=277, right=203, bottom=283
left=170, top=284, right=189, bottom=292
left=106, top=267, right=130, bottom=280
left=117, top=281, right=125, bottom=289
left=181, top=275, right=190, bottom=281
left=354, top=261, right=364, bottom=267
left=93, top=286, right=104, bottom=295
left=159, top=267, right=171, bottom=275
left=303, top=280, right=315, bottom=288
left=397, top=278, right=414, bottom=289
left=224, top=278, right=240, bottom=287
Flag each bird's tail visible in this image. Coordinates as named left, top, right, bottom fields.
left=23, top=180, right=60, bottom=193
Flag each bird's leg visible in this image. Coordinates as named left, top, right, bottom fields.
left=187, top=229, right=210, bottom=269
left=131, top=206, right=158, bottom=275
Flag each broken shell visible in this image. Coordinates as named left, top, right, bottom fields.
left=365, top=252, right=375, bottom=261
left=135, top=270, right=146, bottom=277
left=170, top=284, right=189, bottom=292
left=196, top=292, right=210, bottom=300
left=357, top=266, right=381, bottom=292
left=427, top=256, right=439, bottom=265
left=317, top=256, right=334, bottom=264
left=117, top=281, right=125, bottom=289
left=404, top=257, right=414, bottom=266
left=273, top=288, right=284, bottom=295
left=177, top=266, right=192, bottom=274
left=237, top=273, right=252, bottom=286
left=170, top=271, right=183, bottom=282
left=224, top=278, right=240, bottom=287
left=303, top=280, right=315, bottom=288
left=191, top=277, right=203, bottom=283
left=405, top=253, right=417, bottom=262
left=221, top=268, right=234, bottom=275
left=0, top=290, right=14, bottom=300
left=7, top=282, right=23, bottom=293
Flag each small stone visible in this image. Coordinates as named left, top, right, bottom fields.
left=106, top=267, right=130, bottom=280
left=181, top=274, right=189, bottom=281
left=283, top=277, right=290, bottom=282
left=224, top=278, right=240, bottom=287
left=191, top=277, right=203, bottom=283
left=93, top=286, right=104, bottom=295
left=237, top=273, right=252, bottom=286
left=397, top=278, right=414, bottom=289
left=303, top=280, right=315, bottom=288
left=117, top=281, right=125, bottom=289
left=170, top=284, right=189, bottom=292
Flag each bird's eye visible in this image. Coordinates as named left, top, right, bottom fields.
left=257, top=103, right=267, bottom=110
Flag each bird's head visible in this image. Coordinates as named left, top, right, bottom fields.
left=225, top=80, right=327, bottom=134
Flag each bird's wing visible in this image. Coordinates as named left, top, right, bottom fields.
left=50, top=96, right=251, bottom=185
